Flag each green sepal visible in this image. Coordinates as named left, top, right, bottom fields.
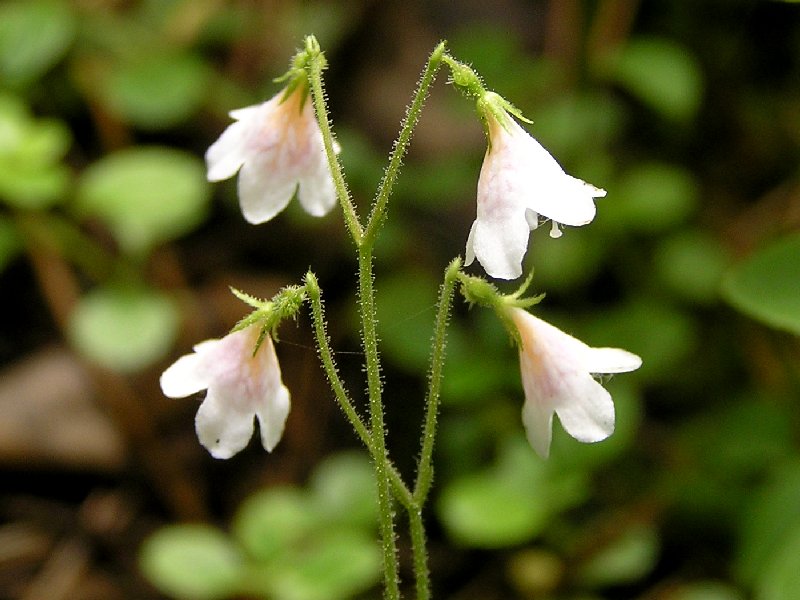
left=229, top=284, right=308, bottom=356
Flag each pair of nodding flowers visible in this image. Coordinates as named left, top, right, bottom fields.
left=160, top=80, right=641, bottom=460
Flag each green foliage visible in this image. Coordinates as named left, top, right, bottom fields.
left=601, top=36, right=704, bottom=121
left=68, top=285, right=179, bottom=373
left=437, top=436, right=587, bottom=548
left=139, top=525, right=245, bottom=600
left=603, top=162, right=699, bottom=233
left=75, top=147, right=210, bottom=254
left=721, top=233, right=800, bottom=334
left=0, top=0, right=75, bottom=88
left=141, top=452, right=382, bottom=600
left=0, top=94, right=71, bottom=209
left=99, top=51, right=211, bottom=129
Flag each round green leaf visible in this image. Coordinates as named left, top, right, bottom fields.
left=68, top=285, right=179, bottom=373
left=755, top=522, right=800, bottom=600
left=605, top=162, right=699, bottom=233
left=722, top=233, right=800, bottom=334
left=0, top=0, right=75, bottom=87
left=75, top=147, right=210, bottom=253
left=605, top=36, right=703, bottom=121
left=309, top=451, right=378, bottom=528
left=438, top=469, right=549, bottom=548
left=233, top=487, right=317, bottom=563
left=262, top=530, right=382, bottom=600
left=656, top=231, right=729, bottom=304
left=139, top=524, right=244, bottom=600
left=578, top=525, right=660, bottom=587
left=102, top=52, right=210, bottom=129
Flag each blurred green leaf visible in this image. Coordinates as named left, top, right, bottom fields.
left=721, top=233, right=800, bottom=334
left=603, top=36, right=703, bottom=121
left=532, top=92, right=624, bottom=162
left=655, top=231, right=729, bottom=304
left=233, top=487, right=316, bottom=563
left=75, top=146, right=210, bottom=253
left=671, top=582, right=745, bottom=600
left=437, top=436, right=587, bottom=548
left=735, top=461, right=800, bottom=588
left=0, top=94, right=72, bottom=209
left=139, top=524, right=244, bottom=600
left=578, top=524, right=660, bottom=587
left=101, top=52, right=210, bottom=129
left=0, top=0, right=75, bottom=87
left=68, top=285, right=179, bottom=373
left=604, top=162, right=699, bottom=233
left=309, top=451, right=377, bottom=528
left=260, top=530, right=381, bottom=600
left=754, top=521, right=800, bottom=600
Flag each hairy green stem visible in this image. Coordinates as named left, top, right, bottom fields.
left=304, top=272, right=413, bottom=508
left=357, top=250, right=401, bottom=599
left=306, top=48, right=363, bottom=245
left=407, top=505, right=430, bottom=600
left=414, top=257, right=462, bottom=505
left=363, top=41, right=446, bottom=247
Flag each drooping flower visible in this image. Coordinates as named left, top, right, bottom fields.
left=465, top=99, right=606, bottom=279
left=160, top=324, right=291, bottom=459
left=509, top=307, right=641, bottom=458
left=205, top=84, right=336, bottom=224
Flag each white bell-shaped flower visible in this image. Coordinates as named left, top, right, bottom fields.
left=160, top=325, right=291, bottom=459
left=205, top=85, right=336, bottom=224
left=510, top=307, right=641, bottom=458
left=465, top=108, right=606, bottom=279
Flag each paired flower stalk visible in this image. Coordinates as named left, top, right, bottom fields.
left=160, top=36, right=641, bottom=599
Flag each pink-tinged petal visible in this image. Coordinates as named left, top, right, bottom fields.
left=228, top=103, right=266, bottom=121
left=205, top=119, right=252, bottom=182
left=551, top=373, right=615, bottom=443
left=237, top=156, right=297, bottom=224
left=520, top=385, right=556, bottom=459
left=195, top=389, right=256, bottom=459
left=584, top=347, right=642, bottom=374
left=160, top=350, right=213, bottom=398
left=256, top=383, right=291, bottom=451
left=510, top=308, right=638, bottom=457
left=296, top=148, right=336, bottom=216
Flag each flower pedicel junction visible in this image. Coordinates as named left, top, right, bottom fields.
left=160, top=36, right=641, bottom=600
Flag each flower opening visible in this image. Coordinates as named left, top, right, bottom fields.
left=465, top=108, right=606, bottom=280
left=205, top=85, right=336, bottom=224
left=160, top=324, right=291, bottom=459
left=509, top=307, right=641, bottom=458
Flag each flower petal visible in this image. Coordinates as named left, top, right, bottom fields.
left=520, top=390, right=555, bottom=459
left=464, top=220, right=478, bottom=266
left=195, top=388, right=256, bottom=459
left=256, top=383, right=291, bottom=451
left=468, top=215, right=530, bottom=279
left=160, top=351, right=213, bottom=398
left=552, top=374, right=615, bottom=443
left=526, top=171, right=600, bottom=227
left=584, top=347, right=642, bottom=374
left=205, top=119, right=252, bottom=182
left=296, top=149, right=336, bottom=216
left=237, top=155, right=296, bottom=224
